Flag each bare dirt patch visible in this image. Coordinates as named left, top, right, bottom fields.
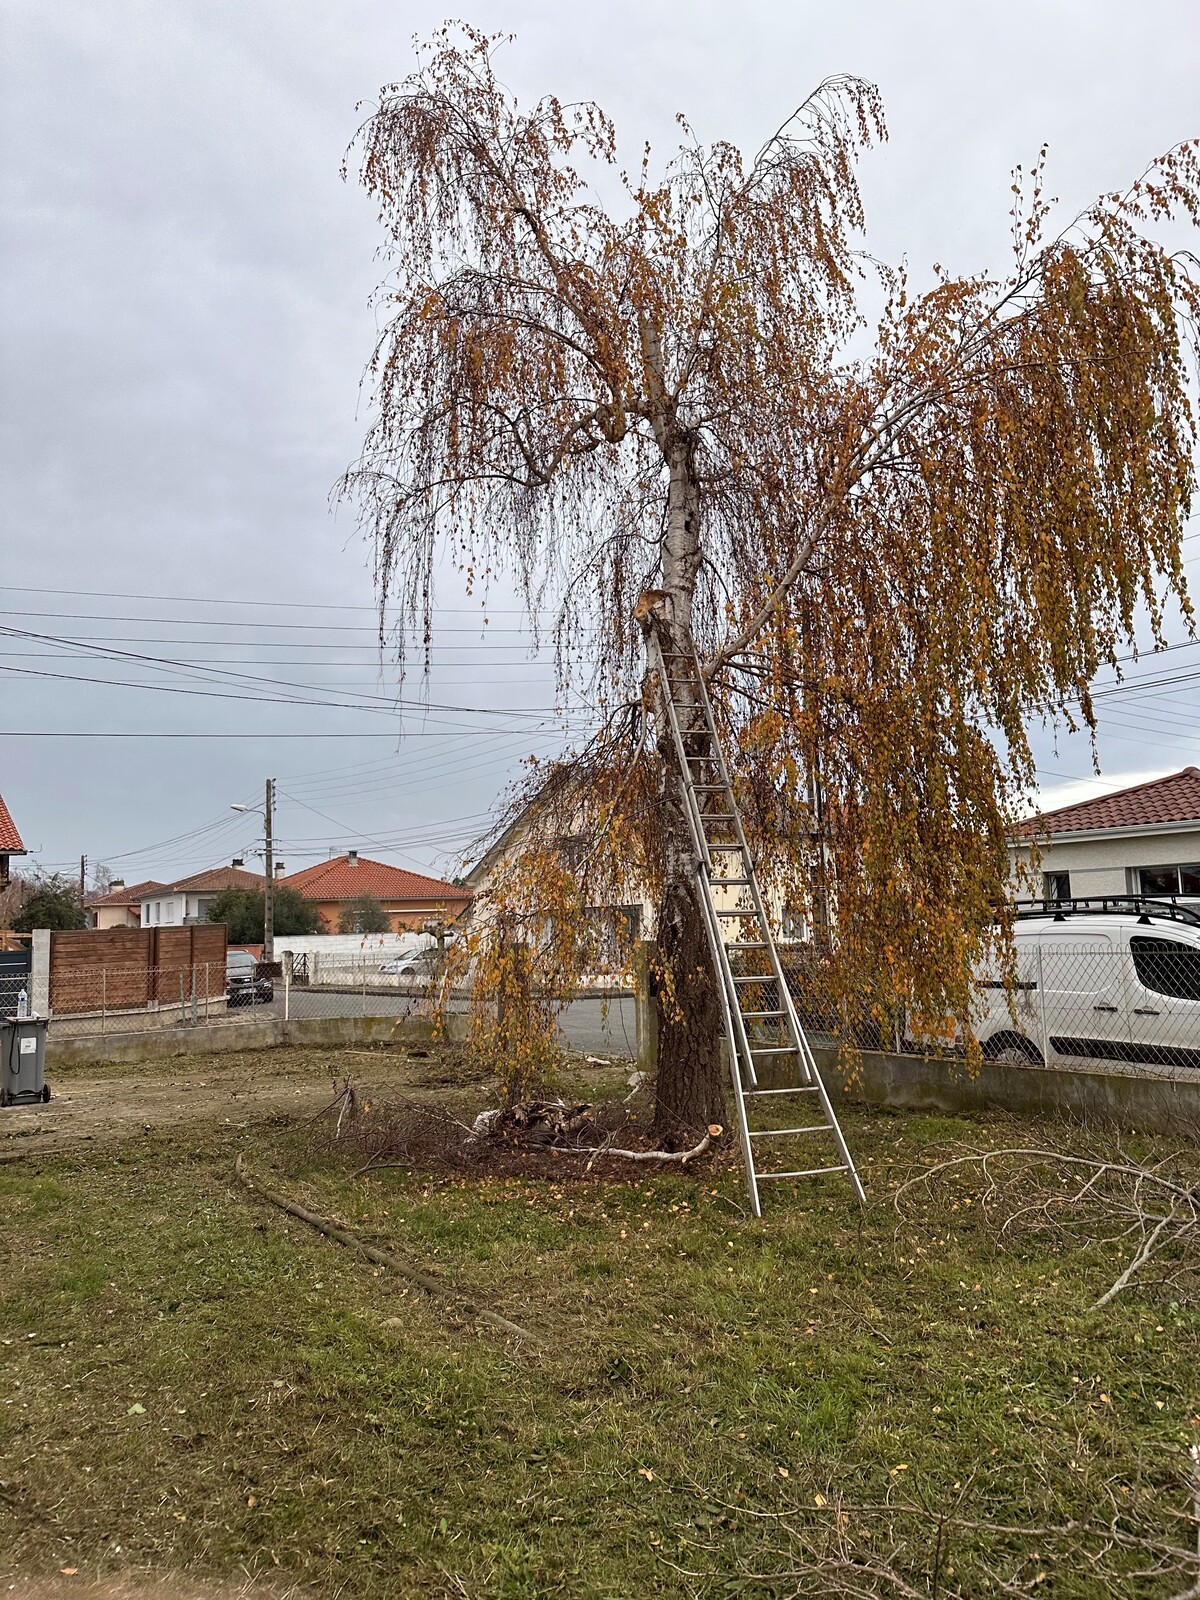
left=0, top=1044, right=495, bottom=1160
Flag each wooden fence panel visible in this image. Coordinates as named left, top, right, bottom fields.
left=48, top=925, right=227, bottom=1014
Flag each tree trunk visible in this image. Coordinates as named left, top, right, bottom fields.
left=641, top=602, right=727, bottom=1143
left=651, top=760, right=727, bottom=1140
left=636, top=385, right=726, bottom=1138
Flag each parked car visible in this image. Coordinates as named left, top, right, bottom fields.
left=226, top=949, right=274, bottom=1007
left=378, top=948, right=442, bottom=978
left=911, top=897, right=1200, bottom=1070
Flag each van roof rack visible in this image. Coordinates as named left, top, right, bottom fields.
left=1011, top=894, right=1200, bottom=928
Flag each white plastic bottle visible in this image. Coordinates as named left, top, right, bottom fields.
left=16, top=988, right=28, bottom=1020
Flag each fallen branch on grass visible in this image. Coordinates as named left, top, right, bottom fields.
left=894, top=1144, right=1200, bottom=1311
left=233, top=1154, right=538, bottom=1346
left=674, top=1478, right=1200, bottom=1599
left=569, top=1125, right=723, bottom=1167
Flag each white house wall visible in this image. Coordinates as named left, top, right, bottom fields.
left=1012, top=823, right=1200, bottom=898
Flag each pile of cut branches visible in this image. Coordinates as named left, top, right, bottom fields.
left=315, top=1081, right=722, bottom=1182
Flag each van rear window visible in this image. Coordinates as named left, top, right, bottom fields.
left=1130, top=936, right=1200, bottom=1001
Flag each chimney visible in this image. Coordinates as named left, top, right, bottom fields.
left=275, top=862, right=285, bottom=877
left=348, top=850, right=359, bottom=866
left=111, top=878, right=125, bottom=892
left=232, top=857, right=244, bottom=868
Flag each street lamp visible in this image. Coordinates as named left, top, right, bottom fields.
left=230, top=781, right=275, bottom=962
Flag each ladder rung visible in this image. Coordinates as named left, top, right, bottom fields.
left=732, top=973, right=775, bottom=983
left=745, top=1047, right=801, bottom=1058
left=744, top=1084, right=817, bottom=1095
left=748, top=1126, right=829, bottom=1138
left=742, top=1009, right=787, bottom=1019
left=692, top=784, right=730, bottom=793
left=728, top=941, right=769, bottom=950
left=701, top=813, right=737, bottom=821
left=710, top=877, right=752, bottom=887
left=714, top=907, right=757, bottom=916
left=757, top=1166, right=848, bottom=1180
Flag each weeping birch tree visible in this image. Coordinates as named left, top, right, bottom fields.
left=342, top=24, right=1200, bottom=1136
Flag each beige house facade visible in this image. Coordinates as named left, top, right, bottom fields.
left=1011, top=767, right=1200, bottom=904
left=87, top=879, right=164, bottom=930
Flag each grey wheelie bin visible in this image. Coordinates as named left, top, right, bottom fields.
left=1, top=1013, right=50, bottom=1106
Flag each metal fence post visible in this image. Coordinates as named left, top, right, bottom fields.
left=283, top=956, right=291, bottom=1022
left=101, top=968, right=107, bottom=1036
left=1036, top=941, right=1048, bottom=1063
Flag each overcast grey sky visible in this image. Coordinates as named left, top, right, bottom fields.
left=2, top=0, right=1198, bottom=886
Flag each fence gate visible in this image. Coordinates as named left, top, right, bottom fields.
left=0, top=947, right=32, bottom=1015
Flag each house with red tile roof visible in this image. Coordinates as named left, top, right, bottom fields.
left=1013, top=767, right=1200, bottom=902
left=0, top=793, right=26, bottom=889
left=86, top=878, right=165, bottom=930
left=280, top=853, right=470, bottom=933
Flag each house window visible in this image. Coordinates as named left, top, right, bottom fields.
left=555, top=835, right=586, bottom=872
left=1043, top=871, right=1071, bottom=904
left=1137, top=865, right=1200, bottom=897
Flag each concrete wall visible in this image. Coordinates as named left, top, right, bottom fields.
left=45, top=1009, right=469, bottom=1069
left=804, top=1045, right=1200, bottom=1136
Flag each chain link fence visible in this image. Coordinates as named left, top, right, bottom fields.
left=722, top=939, right=1200, bottom=1077
left=46, top=962, right=244, bottom=1040
left=42, top=939, right=1197, bottom=1077
left=40, top=952, right=637, bottom=1059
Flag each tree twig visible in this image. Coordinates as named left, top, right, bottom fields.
left=233, top=1154, right=539, bottom=1345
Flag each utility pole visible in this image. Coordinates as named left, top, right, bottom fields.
left=79, top=854, right=87, bottom=906
left=263, top=778, right=275, bottom=963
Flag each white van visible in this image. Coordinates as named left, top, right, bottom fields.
left=961, top=897, right=1200, bottom=1071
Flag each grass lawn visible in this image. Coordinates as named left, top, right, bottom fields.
left=1, top=1047, right=1197, bottom=1598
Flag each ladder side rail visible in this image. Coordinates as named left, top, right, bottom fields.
left=647, top=634, right=764, bottom=1093
left=647, top=635, right=713, bottom=875
left=693, top=859, right=762, bottom=1217
left=692, top=652, right=815, bottom=1086
left=804, top=1053, right=867, bottom=1204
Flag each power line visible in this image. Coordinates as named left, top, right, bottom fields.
left=0, top=730, right=570, bottom=739
left=0, top=608, right=541, bottom=634
left=0, top=660, right=577, bottom=724
left=2, top=585, right=550, bottom=615
left=0, top=625, right=575, bottom=719
left=0, top=651, right=554, bottom=671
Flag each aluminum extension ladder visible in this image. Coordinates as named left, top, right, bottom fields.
left=647, top=635, right=866, bottom=1216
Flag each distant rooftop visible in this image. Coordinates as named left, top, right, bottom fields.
left=1025, top=767, right=1200, bottom=835
left=280, top=855, right=470, bottom=904
left=86, top=878, right=164, bottom=908
left=0, top=793, right=26, bottom=855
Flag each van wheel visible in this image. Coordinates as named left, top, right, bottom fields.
left=983, top=1031, right=1043, bottom=1066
